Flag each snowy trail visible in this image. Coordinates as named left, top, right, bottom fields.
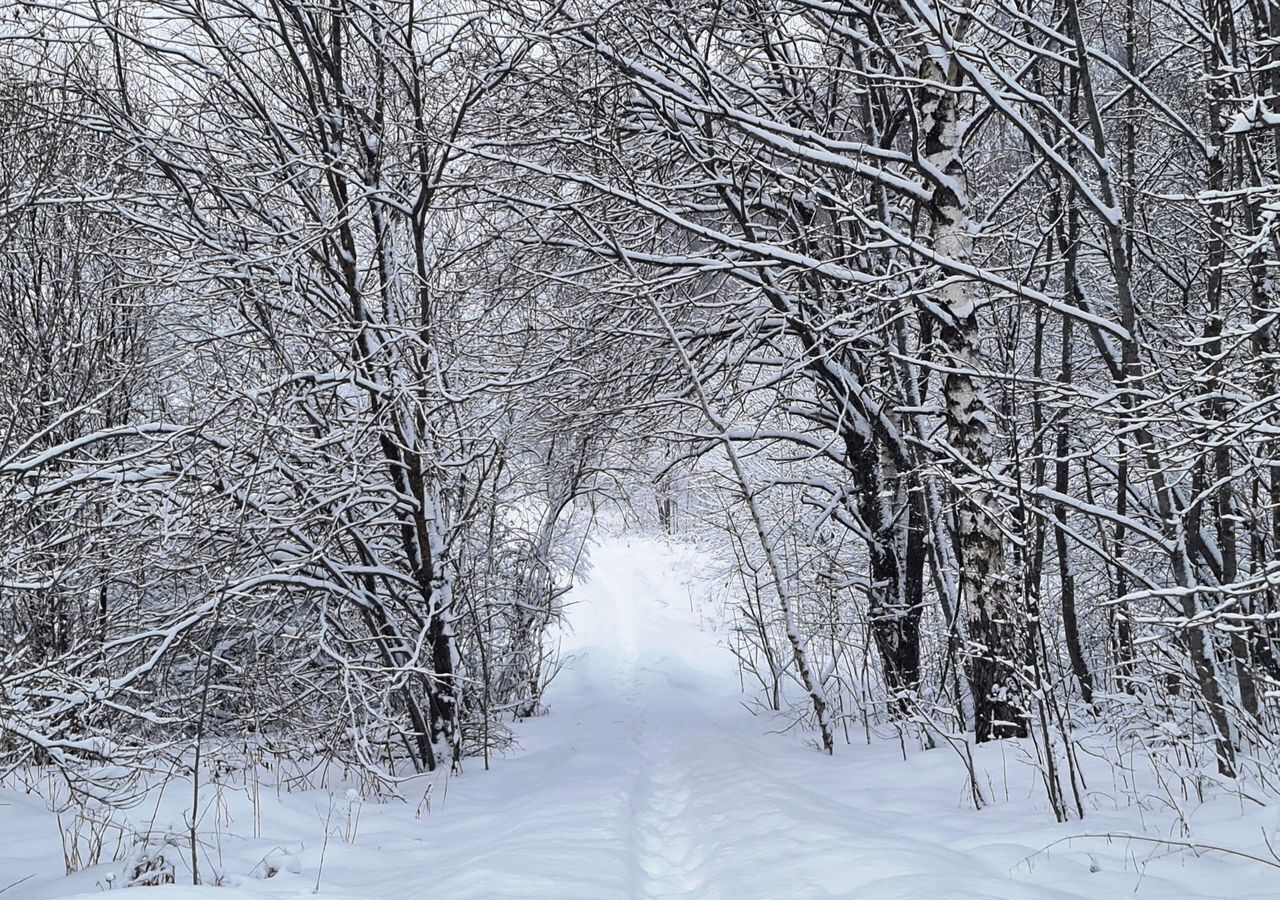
left=394, top=536, right=1277, bottom=899
left=375, top=537, right=1263, bottom=899
left=495, top=538, right=1032, bottom=900
left=14, top=535, right=1278, bottom=899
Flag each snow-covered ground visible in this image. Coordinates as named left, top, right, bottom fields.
left=3, top=535, right=1278, bottom=898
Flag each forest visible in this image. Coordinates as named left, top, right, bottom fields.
left=3, top=0, right=1280, bottom=893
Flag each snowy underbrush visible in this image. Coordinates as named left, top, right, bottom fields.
left=728, top=642, right=1280, bottom=877
left=0, top=722, right=479, bottom=890
left=962, top=730, right=1280, bottom=881
left=0, top=745, right=449, bottom=896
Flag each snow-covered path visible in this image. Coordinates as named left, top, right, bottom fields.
left=335, top=536, right=1277, bottom=899
left=10, top=535, right=1278, bottom=899
left=510, top=536, right=988, bottom=899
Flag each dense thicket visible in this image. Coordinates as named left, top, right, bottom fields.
left=3, top=0, right=1280, bottom=835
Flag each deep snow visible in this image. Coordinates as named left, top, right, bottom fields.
left=3, top=535, right=1279, bottom=898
